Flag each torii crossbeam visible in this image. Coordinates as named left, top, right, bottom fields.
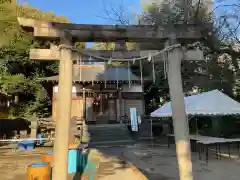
left=17, top=17, right=208, bottom=43
left=18, top=17, right=206, bottom=180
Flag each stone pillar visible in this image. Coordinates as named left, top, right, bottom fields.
left=30, top=121, right=37, bottom=138
left=116, top=90, right=122, bottom=122
left=108, top=99, right=115, bottom=121
left=166, top=39, right=193, bottom=180
left=52, top=34, right=73, bottom=180
left=116, top=99, right=120, bottom=122
left=83, top=88, right=86, bottom=119
left=99, top=93, right=103, bottom=115
left=86, top=98, right=93, bottom=122
left=121, top=99, right=125, bottom=116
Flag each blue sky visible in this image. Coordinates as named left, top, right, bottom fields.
left=18, top=0, right=142, bottom=24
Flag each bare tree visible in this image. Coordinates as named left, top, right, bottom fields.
left=96, top=0, right=240, bottom=93
left=96, top=0, right=135, bottom=25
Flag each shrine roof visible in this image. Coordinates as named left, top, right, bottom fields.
left=40, top=67, right=147, bottom=82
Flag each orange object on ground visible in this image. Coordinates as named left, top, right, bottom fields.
left=68, top=143, right=74, bottom=148
left=27, top=162, right=50, bottom=180
left=41, top=152, right=54, bottom=166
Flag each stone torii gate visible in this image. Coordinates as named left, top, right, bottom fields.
left=18, top=17, right=206, bottom=180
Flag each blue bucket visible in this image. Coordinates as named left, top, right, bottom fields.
left=68, top=148, right=88, bottom=174
left=45, top=152, right=53, bottom=155
left=30, top=162, right=48, bottom=168
left=68, top=149, right=78, bottom=174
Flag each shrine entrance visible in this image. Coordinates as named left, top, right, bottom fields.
left=85, top=91, right=117, bottom=124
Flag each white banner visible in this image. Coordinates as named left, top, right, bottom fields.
left=130, top=108, right=138, bottom=131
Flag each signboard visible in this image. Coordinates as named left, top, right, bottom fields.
left=130, top=108, right=138, bottom=131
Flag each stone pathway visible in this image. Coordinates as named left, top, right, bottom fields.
left=0, top=154, right=42, bottom=180
left=0, top=147, right=52, bottom=180
left=1, top=144, right=240, bottom=180
left=0, top=147, right=146, bottom=180
left=96, top=153, right=146, bottom=180
left=119, top=144, right=240, bottom=180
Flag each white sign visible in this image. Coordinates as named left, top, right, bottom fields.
left=130, top=108, right=138, bottom=131
left=138, top=116, right=142, bottom=125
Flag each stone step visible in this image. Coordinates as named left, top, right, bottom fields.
left=86, top=124, right=133, bottom=146
left=90, top=136, right=132, bottom=142
left=89, top=131, right=129, bottom=136
left=89, top=131, right=131, bottom=139
left=89, top=140, right=135, bottom=147
left=89, top=133, right=129, bottom=137
left=87, top=124, right=126, bottom=128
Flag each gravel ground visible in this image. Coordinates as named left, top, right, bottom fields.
left=1, top=143, right=240, bottom=180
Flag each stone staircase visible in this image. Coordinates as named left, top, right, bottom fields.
left=95, top=115, right=109, bottom=124
left=87, top=124, right=134, bottom=147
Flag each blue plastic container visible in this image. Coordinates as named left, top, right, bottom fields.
left=68, top=148, right=88, bottom=174
left=68, top=149, right=78, bottom=174
left=18, top=140, right=35, bottom=150
left=18, top=143, right=25, bottom=150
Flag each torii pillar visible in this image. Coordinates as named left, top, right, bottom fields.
left=166, top=38, right=193, bottom=180
left=52, top=33, right=73, bottom=180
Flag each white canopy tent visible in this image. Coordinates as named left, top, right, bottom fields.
left=151, top=90, right=240, bottom=117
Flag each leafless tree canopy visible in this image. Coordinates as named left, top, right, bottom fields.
left=99, top=0, right=240, bottom=69
left=96, top=0, right=135, bottom=25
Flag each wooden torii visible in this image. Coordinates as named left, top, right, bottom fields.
left=18, top=17, right=206, bottom=180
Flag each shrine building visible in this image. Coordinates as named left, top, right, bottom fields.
left=43, top=63, right=146, bottom=124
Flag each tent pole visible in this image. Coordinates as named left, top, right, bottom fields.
left=150, top=118, right=153, bottom=148
left=196, top=117, right=198, bottom=134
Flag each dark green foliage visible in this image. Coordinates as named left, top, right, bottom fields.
left=0, top=1, right=77, bottom=118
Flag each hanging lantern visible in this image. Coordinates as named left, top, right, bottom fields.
left=89, top=56, right=92, bottom=61
left=148, top=53, right=152, bottom=61
left=133, top=58, right=135, bottom=64
left=93, top=97, right=100, bottom=106
left=108, top=57, right=112, bottom=64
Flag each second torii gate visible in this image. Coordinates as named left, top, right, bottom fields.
left=18, top=17, right=206, bottom=180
